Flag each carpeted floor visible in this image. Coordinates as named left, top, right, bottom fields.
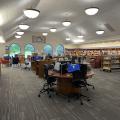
left=0, top=67, right=120, bottom=120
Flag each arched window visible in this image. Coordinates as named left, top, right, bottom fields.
left=24, top=44, right=35, bottom=58
left=56, top=44, right=64, bottom=56
left=43, top=44, right=53, bottom=55
left=9, top=43, right=21, bottom=57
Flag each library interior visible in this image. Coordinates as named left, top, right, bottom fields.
left=0, top=0, right=120, bottom=120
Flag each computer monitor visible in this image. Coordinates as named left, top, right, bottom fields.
left=67, top=64, right=81, bottom=73
left=32, top=56, right=43, bottom=61
left=54, top=62, right=61, bottom=71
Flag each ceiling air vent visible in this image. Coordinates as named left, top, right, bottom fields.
left=104, top=23, right=115, bottom=32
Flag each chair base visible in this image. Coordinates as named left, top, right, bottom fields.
left=38, top=83, right=55, bottom=98
left=86, top=83, right=95, bottom=89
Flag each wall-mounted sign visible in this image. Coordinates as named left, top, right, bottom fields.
left=32, top=36, right=46, bottom=43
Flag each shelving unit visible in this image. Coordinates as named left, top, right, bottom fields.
left=102, top=55, right=120, bottom=72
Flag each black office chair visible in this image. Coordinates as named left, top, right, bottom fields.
left=81, top=64, right=95, bottom=90
left=72, top=69, right=90, bottom=105
left=38, top=64, right=56, bottom=98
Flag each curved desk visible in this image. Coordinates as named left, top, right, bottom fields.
left=48, top=70, right=94, bottom=95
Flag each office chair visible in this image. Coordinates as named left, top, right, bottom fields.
left=81, top=64, right=95, bottom=90
left=71, top=70, right=90, bottom=105
left=38, top=64, right=56, bottom=98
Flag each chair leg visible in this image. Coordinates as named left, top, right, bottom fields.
left=80, top=94, right=90, bottom=101
left=38, top=83, right=55, bottom=98
left=86, top=83, right=95, bottom=89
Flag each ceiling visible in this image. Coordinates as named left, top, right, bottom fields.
left=1, top=0, right=120, bottom=44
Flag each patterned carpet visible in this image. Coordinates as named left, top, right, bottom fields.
left=0, top=67, right=120, bottom=120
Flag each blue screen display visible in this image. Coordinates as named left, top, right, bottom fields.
left=67, top=64, right=80, bottom=73
left=32, top=56, right=43, bottom=61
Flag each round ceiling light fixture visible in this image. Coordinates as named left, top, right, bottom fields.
left=85, top=7, right=99, bottom=15
left=50, top=28, right=57, bottom=32
left=19, top=24, right=30, bottom=30
left=66, top=38, right=71, bottom=41
left=62, top=21, right=71, bottom=27
left=16, top=31, right=24, bottom=35
left=96, top=30, right=104, bottom=35
left=24, top=9, right=40, bottom=19
left=42, top=32, right=48, bottom=36
left=77, top=35, right=84, bottom=38
left=15, top=35, right=21, bottom=39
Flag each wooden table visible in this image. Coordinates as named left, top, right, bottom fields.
left=48, top=70, right=94, bottom=95
left=48, top=70, right=79, bottom=95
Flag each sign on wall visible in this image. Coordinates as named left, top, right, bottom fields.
left=32, top=36, right=46, bottom=43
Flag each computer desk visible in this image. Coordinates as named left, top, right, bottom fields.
left=48, top=70, right=94, bottom=95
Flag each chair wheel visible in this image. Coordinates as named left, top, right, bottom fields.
left=81, top=102, right=83, bottom=105
left=38, top=94, right=41, bottom=97
left=49, top=95, right=51, bottom=98
left=93, top=86, right=95, bottom=89
left=87, top=98, right=90, bottom=101
left=68, top=99, right=70, bottom=102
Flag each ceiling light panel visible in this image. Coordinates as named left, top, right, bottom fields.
left=15, top=35, right=21, bottom=38
left=16, top=31, right=24, bottom=35
left=85, top=7, right=99, bottom=15
left=62, top=21, right=71, bottom=27
left=77, top=35, right=84, bottom=38
left=73, top=39, right=85, bottom=43
left=19, top=24, right=30, bottom=30
left=42, top=32, right=48, bottom=36
left=0, top=36, right=5, bottom=43
left=96, top=30, right=104, bottom=35
left=24, top=9, right=40, bottom=19
left=66, top=38, right=71, bottom=41
left=50, top=28, right=56, bottom=32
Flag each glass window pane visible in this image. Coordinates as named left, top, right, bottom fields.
left=56, top=44, right=64, bottom=56
left=43, top=44, right=53, bottom=55
left=24, top=44, right=35, bottom=58
left=9, top=43, right=21, bottom=57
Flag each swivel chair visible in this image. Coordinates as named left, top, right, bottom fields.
left=38, top=64, right=56, bottom=98
left=72, top=69, right=90, bottom=105
left=81, top=64, right=95, bottom=90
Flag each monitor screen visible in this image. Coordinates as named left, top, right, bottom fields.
left=32, top=56, right=43, bottom=61
left=67, top=64, right=80, bottom=73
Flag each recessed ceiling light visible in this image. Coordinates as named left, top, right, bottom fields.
left=62, top=21, right=71, bottom=27
left=66, top=38, right=71, bottom=41
left=19, top=24, right=30, bottom=30
left=73, top=39, right=85, bottom=43
left=42, top=32, right=48, bottom=36
left=96, top=30, right=104, bottom=35
left=85, top=7, right=99, bottom=15
left=24, top=9, right=40, bottom=19
left=0, top=36, right=5, bottom=43
left=16, top=31, right=24, bottom=35
left=50, top=28, right=56, bottom=32
left=77, top=35, right=84, bottom=38
left=15, top=35, right=21, bottom=38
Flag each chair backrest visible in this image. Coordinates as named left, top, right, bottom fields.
left=49, top=64, right=54, bottom=70
left=72, top=64, right=87, bottom=82
left=79, top=64, right=87, bottom=79
left=44, top=64, right=49, bottom=80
